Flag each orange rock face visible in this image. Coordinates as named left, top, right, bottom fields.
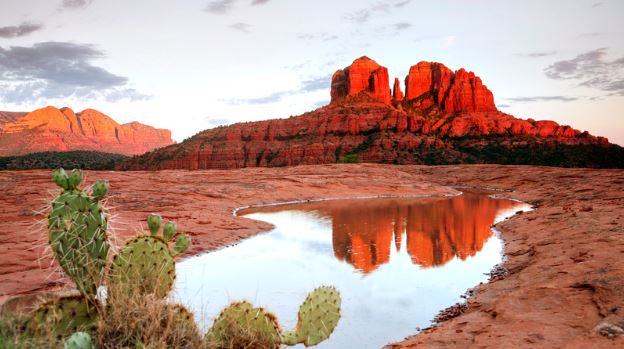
left=0, top=106, right=174, bottom=156
left=405, top=62, right=496, bottom=113
left=331, top=56, right=391, bottom=105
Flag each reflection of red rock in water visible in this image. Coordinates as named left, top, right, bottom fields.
left=328, top=193, right=519, bottom=273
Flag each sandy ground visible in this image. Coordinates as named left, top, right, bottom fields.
left=0, top=164, right=622, bottom=348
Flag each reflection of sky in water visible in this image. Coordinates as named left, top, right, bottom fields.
left=173, top=193, right=531, bottom=349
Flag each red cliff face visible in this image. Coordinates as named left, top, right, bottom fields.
left=118, top=56, right=618, bottom=170
left=0, top=106, right=174, bottom=157
left=404, top=62, right=496, bottom=113
left=331, top=56, right=391, bottom=105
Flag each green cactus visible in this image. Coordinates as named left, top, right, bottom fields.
left=48, top=168, right=110, bottom=300
left=64, top=331, right=93, bottom=349
left=204, top=286, right=341, bottom=348
left=204, top=301, right=282, bottom=349
left=27, top=295, right=98, bottom=338
left=107, top=214, right=191, bottom=300
left=284, top=286, right=342, bottom=346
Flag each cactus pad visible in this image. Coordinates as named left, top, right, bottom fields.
left=28, top=295, right=98, bottom=338
left=107, top=235, right=176, bottom=299
left=292, top=286, right=341, bottom=346
left=204, top=301, right=282, bottom=349
left=64, top=331, right=93, bottom=349
left=108, top=214, right=191, bottom=300
left=48, top=169, right=109, bottom=299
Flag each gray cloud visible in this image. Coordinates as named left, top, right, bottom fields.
left=62, top=0, right=94, bottom=9
left=296, top=32, right=338, bottom=41
left=223, top=74, right=331, bottom=105
left=394, top=0, right=413, bottom=7
left=345, top=9, right=370, bottom=24
left=0, top=22, right=43, bottom=38
left=251, top=0, right=270, bottom=5
left=544, top=48, right=624, bottom=96
left=592, top=2, right=603, bottom=7
left=229, top=22, right=252, bottom=33
left=394, top=22, right=411, bottom=31
left=0, top=42, right=148, bottom=104
left=524, top=50, right=557, bottom=58
left=497, top=104, right=511, bottom=108
left=345, top=0, right=413, bottom=24
left=205, top=0, right=236, bottom=14
left=505, top=96, right=579, bottom=103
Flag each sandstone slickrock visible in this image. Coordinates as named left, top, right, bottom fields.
left=1, top=164, right=623, bottom=349
left=0, top=106, right=174, bottom=156
left=119, top=56, right=621, bottom=170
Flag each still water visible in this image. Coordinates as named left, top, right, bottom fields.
left=173, top=192, right=531, bottom=348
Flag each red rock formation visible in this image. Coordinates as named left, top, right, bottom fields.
left=443, top=68, right=496, bottom=113
left=330, top=56, right=391, bottom=105
left=404, top=62, right=496, bottom=113
left=118, top=56, right=618, bottom=170
left=393, top=77, right=404, bottom=101
left=0, top=106, right=174, bottom=156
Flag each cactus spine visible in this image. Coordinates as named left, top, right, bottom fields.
left=48, top=169, right=110, bottom=299
left=107, top=214, right=191, bottom=300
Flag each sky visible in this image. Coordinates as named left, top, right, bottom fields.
left=0, top=0, right=623, bottom=145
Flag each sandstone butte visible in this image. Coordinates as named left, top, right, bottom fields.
left=118, top=56, right=623, bottom=170
left=0, top=106, right=174, bottom=157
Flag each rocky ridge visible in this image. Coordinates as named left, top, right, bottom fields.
left=0, top=106, right=174, bottom=156
left=118, top=56, right=621, bottom=170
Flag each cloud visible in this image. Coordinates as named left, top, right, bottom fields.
left=344, top=0, right=410, bottom=24
left=0, top=41, right=148, bottom=104
left=61, top=0, right=94, bottom=9
left=223, top=74, right=331, bottom=105
left=205, top=117, right=231, bottom=126
left=394, top=22, right=411, bottom=31
left=296, top=32, right=338, bottom=42
left=205, top=0, right=236, bottom=14
left=505, top=96, right=579, bottom=103
left=251, top=0, right=270, bottom=5
left=394, top=0, right=413, bottom=7
left=497, top=104, right=511, bottom=108
left=0, top=22, right=43, bottom=38
left=544, top=48, right=624, bottom=96
left=523, top=50, right=558, bottom=58
left=229, top=22, right=252, bottom=33
left=592, top=2, right=603, bottom=7
left=345, top=9, right=371, bottom=24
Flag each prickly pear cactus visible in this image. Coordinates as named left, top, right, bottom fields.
left=48, top=168, right=110, bottom=299
left=107, top=214, right=191, bottom=300
left=283, top=286, right=342, bottom=347
left=204, top=301, right=282, bottom=349
left=28, top=295, right=98, bottom=338
left=64, top=331, right=93, bottom=349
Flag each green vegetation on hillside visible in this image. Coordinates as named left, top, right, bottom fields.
left=0, top=151, right=128, bottom=170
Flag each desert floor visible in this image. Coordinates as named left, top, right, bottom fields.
left=1, top=164, right=623, bottom=348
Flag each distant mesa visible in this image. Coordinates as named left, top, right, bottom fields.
left=0, top=106, right=174, bottom=157
left=111, top=56, right=622, bottom=170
